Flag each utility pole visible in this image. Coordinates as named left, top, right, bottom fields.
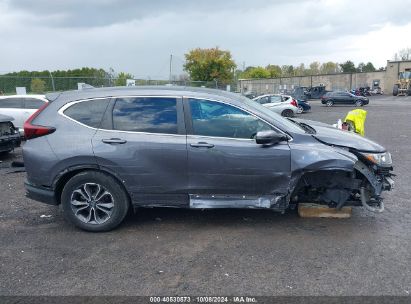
left=169, top=54, right=173, bottom=84
left=48, top=70, right=55, bottom=91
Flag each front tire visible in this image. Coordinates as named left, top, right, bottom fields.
left=297, top=106, right=304, bottom=113
left=355, top=100, right=363, bottom=107
left=61, top=171, right=130, bottom=232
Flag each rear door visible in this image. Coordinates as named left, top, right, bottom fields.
left=267, top=95, right=283, bottom=107
left=185, top=97, right=291, bottom=198
left=92, top=96, right=188, bottom=206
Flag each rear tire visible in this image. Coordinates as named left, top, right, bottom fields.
left=326, top=100, right=333, bottom=107
left=61, top=171, right=130, bottom=232
left=281, top=109, right=294, bottom=117
left=297, top=106, right=304, bottom=113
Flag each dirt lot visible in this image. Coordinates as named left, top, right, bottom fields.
left=0, top=95, right=410, bottom=296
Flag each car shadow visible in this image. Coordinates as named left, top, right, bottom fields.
left=117, top=206, right=380, bottom=233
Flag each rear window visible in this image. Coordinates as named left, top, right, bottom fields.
left=64, top=98, right=110, bottom=128
left=24, top=98, right=46, bottom=109
left=112, top=97, right=178, bottom=134
left=0, top=98, right=23, bottom=109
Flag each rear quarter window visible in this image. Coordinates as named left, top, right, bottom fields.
left=63, top=98, right=110, bottom=128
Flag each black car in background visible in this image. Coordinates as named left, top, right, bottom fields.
left=0, top=114, right=21, bottom=153
left=321, top=91, right=369, bottom=107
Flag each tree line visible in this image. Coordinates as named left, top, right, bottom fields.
left=0, top=68, right=133, bottom=94
left=183, top=47, right=411, bottom=84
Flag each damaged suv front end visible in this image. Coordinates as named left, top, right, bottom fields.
left=288, top=118, right=394, bottom=213
left=0, top=114, right=21, bottom=153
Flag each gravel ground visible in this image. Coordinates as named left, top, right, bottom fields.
left=0, top=95, right=410, bottom=296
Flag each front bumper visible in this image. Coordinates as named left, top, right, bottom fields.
left=24, top=180, right=58, bottom=205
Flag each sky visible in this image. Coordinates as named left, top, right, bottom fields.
left=1, top=0, right=411, bottom=79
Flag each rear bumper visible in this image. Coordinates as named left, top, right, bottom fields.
left=24, top=180, right=58, bottom=205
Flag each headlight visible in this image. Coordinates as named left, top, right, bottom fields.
left=361, top=152, right=392, bottom=166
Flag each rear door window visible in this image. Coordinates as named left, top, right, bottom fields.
left=24, top=98, right=46, bottom=109
left=64, top=98, right=110, bottom=128
left=112, top=97, right=178, bottom=134
left=0, top=98, right=24, bottom=109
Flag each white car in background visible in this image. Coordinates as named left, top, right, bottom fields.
left=0, top=95, right=48, bottom=135
left=252, top=94, right=298, bottom=117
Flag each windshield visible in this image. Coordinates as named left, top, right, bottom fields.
left=400, top=71, right=411, bottom=79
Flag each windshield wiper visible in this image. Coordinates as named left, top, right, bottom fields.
left=287, top=119, right=316, bottom=134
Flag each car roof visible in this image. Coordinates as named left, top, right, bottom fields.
left=0, top=94, right=46, bottom=99
left=46, top=86, right=248, bottom=106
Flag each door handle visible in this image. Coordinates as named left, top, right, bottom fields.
left=190, top=142, right=214, bottom=148
left=102, top=138, right=127, bottom=144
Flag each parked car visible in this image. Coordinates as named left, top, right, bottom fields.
left=281, top=95, right=311, bottom=113
left=0, top=95, right=48, bottom=135
left=0, top=114, right=21, bottom=153
left=253, top=94, right=298, bottom=117
left=23, top=86, right=394, bottom=231
left=321, top=91, right=369, bottom=107
left=242, top=91, right=258, bottom=99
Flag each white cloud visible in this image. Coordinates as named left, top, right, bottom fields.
left=0, top=0, right=410, bottom=77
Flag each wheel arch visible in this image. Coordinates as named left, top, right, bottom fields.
left=52, top=165, right=132, bottom=205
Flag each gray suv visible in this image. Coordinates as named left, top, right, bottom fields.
left=23, top=86, right=394, bottom=231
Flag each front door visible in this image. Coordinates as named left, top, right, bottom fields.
left=92, top=96, right=188, bottom=206
left=185, top=98, right=291, bottom=203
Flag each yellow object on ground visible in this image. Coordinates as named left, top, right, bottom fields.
left=344, top=109, right=367, bottom=136
left=298, top=203, right=352, bottom=218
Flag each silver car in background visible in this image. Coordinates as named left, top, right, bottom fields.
left=252, top=94, right=298, bottom=117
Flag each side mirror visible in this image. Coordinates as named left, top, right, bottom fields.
left=255, top=130, right=287, bottom=145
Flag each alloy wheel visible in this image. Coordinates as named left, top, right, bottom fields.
left=70, top=183, right=114, bottom=224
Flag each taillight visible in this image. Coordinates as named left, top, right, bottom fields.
left=291, top=99, right=298, bottom=107
left=24, top=102, right=55, bottom=140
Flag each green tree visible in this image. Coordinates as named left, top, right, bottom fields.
left=356, top=62, right=365, bottom=72
left=115, top=72, right=134, bottom=86
left=309, top=61, right=321, bottom=75
left=184, top=47, right=236, bottom=84
left=281, top=65, right=295, bottom=77
left=320, top=62, right=338, bottom=74
left=363, top=62, right=376, bottom=72
left=30, top=78, right=46, bottom=93
left=340, top=61, right=356, bottom=73
left=242, top=66, right=270, bottom=79
left=294, top=63, right=306, bottom=76
left=265, top=64, right=282, bottom=78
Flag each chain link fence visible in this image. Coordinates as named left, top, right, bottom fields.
left=0, top=76, right=237, bottom=95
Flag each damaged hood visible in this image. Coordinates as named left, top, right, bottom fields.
left=294, top=118, right=386, bottom=153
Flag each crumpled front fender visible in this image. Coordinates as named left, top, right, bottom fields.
left=288, top=143, right=358, bottom=195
